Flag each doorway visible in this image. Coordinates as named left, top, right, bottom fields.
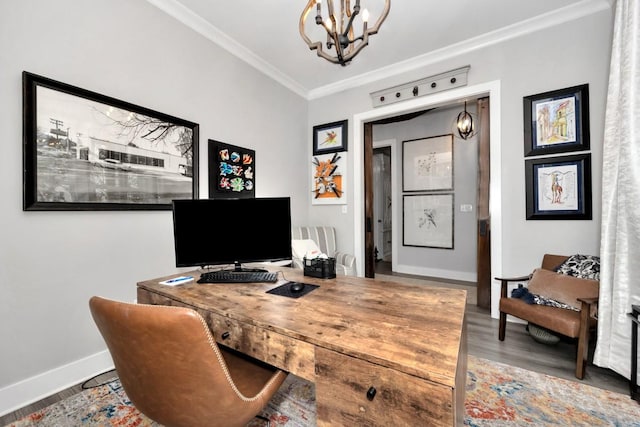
left=352, top=81, right=502, bottom=314
left=373, top=146, right=392, bottom=272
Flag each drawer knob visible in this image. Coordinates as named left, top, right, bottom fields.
left=366, top=386, right=377, bottom=401
left=221, top=331, right=230, bottom=340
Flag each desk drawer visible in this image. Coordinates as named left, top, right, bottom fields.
left=315, top=347, right=456, bottom=427
left=136, top=288, right=315, bottom=381
left=206, top=311, right=315, bottom=382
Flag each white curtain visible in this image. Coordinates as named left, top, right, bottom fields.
left=594, top=0, right=640, bottom=380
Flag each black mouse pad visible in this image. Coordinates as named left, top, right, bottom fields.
left=267, top=282, right=318, bottom=298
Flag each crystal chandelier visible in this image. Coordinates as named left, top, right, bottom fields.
left=299, top=0, right=391, bottom=66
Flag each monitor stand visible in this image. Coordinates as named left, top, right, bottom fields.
left=230, top=261, right=267, bottom=273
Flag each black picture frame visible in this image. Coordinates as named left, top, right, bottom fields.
left=402, top=134, right=454, bottom=192
left=312, top=119, right=348, bottom=155
left=208, top=139, right=255, bottom=199
left=23, top=71, right=199, bottom=211
left=525, top=153, right=592, bottom=220
left=402, top=193, right=454, bottom=249
left=523, top=84, right=589, bottom=157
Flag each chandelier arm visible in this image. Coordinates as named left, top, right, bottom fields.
left=365, top=0, right=390, bottom=35
left=340, top=33, right=369, bottom=63
left=299, top=0, right=318, bottom=48
left=299, top=0, right=390, bottom=65
left=341, top=6, right=360, bottom=40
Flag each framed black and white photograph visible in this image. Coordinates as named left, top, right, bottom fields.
left=402, top=134, right=453, bottom=192
left=23, top=71, right=199, bottom=211
left=523, top=84, right=590, bottom=157
left=208, top=139, right=255, bottom=199
left=312, top=119, right=348, bottom=155
left=525, top=153, right=592, bottom=220
left=403, top=193, right=454, bottom=249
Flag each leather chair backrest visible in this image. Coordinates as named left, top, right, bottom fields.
left=541, top=254, right=570, bottom=271
left=89, top=296, right=281, bottom=427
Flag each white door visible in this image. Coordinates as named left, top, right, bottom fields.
left=373, top=147, right=392, bottom=261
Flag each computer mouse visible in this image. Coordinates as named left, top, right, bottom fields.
left=289, top=282, right=305, bottom=293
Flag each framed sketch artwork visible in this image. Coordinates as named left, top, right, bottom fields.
left=22, top=71, right=199, bottom=211
left=523, top=84, right=590, bottom=157
left=403, top=193, right=454, bottom=249
left=525, top=153, right=592, bottom=220
left=312, top=120, right=348, bottom=155
left=402, top=134, right=453, bottom=192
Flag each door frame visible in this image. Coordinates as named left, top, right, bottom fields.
left=352, top=81, right=503, bottom=302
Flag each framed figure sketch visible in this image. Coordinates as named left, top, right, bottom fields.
left=525, top=153, right=592, bottom=220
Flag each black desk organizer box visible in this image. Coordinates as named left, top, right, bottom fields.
left=303, top=257, right=336, bottom=279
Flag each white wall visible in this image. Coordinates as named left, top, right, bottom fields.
left=0, top=0, right=616, bottom=416
left=307, top=8, right=613, bottom=315
left=0, top=0, right=307, bottom=414
left=373, top=105, right=479, bottom=281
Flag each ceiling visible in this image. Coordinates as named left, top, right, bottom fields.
left=147, top=0, right=611, bottom=99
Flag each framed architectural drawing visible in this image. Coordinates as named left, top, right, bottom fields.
left=208, top=139, right=255, bottom=199
left=22, top=71, right=198, bottom=211
left=311, top=152, right=346, bottom=205
left=402, top=134, right=453, bottom=192
left=525, top=153, right=592, bottom=220
left=403, top=193, right=454, bottom=249
left=523, top=84, right=590, bottom=156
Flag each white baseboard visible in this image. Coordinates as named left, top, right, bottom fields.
left=0, top=350, right=114, bottom=417
left=394, top=263, right=477, bottom=283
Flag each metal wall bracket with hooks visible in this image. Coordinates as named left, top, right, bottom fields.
left=370, top=65, right=470, bottom=108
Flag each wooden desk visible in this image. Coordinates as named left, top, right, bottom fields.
left=137, top=268, right=467, bottom=426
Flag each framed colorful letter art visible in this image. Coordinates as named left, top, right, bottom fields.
left=208, top=139, right=255, bottom=199
left=311, top=152, right=346, bottom=205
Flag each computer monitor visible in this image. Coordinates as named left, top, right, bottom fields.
left=172, top=197, right=292, bottom=271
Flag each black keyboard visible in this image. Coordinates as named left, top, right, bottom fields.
left=197, top=270, right=278, bottom=284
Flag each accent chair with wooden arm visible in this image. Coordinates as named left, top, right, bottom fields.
left=497, top=254, right=599, bottom=380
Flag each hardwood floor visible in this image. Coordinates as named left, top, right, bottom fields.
left=0, top=266, right=632, bottom=425
left=375, top=260, right=630, bottom=396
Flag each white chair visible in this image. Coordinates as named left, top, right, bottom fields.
left=291, top=226, right=356, bottom=276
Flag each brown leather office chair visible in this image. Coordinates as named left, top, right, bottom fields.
left=89, top=296, right=288, bottom=427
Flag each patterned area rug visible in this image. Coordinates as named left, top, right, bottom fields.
left=6, top=356, right=639, bottom=426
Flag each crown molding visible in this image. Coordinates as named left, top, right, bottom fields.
left=307, top=0, right=612, bottom=99
left=145, top=0, right=308, bottom=98
left=147, top=0, right=610, bottom=101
